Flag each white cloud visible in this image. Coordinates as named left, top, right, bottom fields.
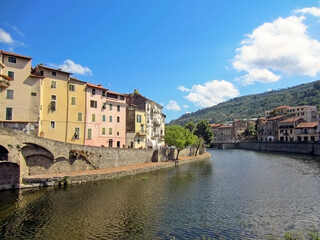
left=184, top=80, right=240, bottom=108
left=294, top=7, right=320, bottom=17
left=165, top=100, right=181, bottom=111
left=177, top=85, right=190, bottom=92
left=0, top=28, right=13, bottom=44
left=233, top=16, right=320, bottom=85
left=58, top=59, right=92, bottom=75
left=183, top=104, right=189, bottom=109
left=237, top=68, right=281, bottom=86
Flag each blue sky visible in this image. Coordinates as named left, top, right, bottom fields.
left=1, top=0, right=320, bottom=122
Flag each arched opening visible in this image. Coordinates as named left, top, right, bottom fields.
left=0, top=145, right=9, bottom=161
left=21, top=143, right=54, bottom=175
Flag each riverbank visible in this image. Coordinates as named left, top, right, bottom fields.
left=22, top=152, right=211, bottom=188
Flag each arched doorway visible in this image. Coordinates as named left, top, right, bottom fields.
left=0, top=145, right=9, bottom=161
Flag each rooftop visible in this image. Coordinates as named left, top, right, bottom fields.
left=0, top=50, right=32, bottom=60
left=296, top=122, right=318, bottom=128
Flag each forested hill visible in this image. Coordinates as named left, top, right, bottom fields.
left=169, top=80, right=320, bottom=126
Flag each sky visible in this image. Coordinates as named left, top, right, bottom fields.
left=1, top=0, right=320, bottom=122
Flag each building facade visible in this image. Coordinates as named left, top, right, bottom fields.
left=34, top=65, right=70, bottom=142
left=278, top=118, right=306, bottom=142
left=66, top=77, right=86, bottom=145
left=126, top=104, right=147, bottom=148
left=0, top=51, right=41, bottom=135
left=126, top=92, right=165, bottom=148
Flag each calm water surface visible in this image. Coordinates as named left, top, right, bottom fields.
left=1, top=149, right=320, bottom=239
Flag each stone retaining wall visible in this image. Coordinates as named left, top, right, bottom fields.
left=214, top=142, right=320, bottom=156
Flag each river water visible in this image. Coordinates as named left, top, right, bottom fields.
left=0, top=149, right=320, bottom=239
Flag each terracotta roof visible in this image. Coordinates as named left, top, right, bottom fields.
left=219, top=125, right=233, bottom=128
left=267, top=115, right=285, bottom=121
left=0, top=50, right=32, bottom=60
left=274, top=105, right=290, bottom=110
left=279, top=117, right=303, bottom=123
left=210, top=123, right=222, bottom=128
left=36, top=64, right=71, bottom=74
left=29, top=73, right=44, bottom=78
left=86, top=83, right=107, bottom=90
left=296, top=122, right=318, bottom=128
left=107, top=90, right=126, bottom=97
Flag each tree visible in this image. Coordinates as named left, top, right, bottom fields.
left=194, top=136, right=205, bottom=156
left=194, top=120, right=213, bottom=145
left=165, top=125, right=188, bottom=160
left=184, top=122, right=196, bottom=133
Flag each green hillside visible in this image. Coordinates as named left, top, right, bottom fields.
left=169, top=80, right=320, bottom=126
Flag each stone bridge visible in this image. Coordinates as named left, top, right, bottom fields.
left=0, top=127, right=160, bottom=190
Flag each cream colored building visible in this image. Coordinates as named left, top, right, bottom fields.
left=126, top=92, right=165, bottom=148
left=0, top=51, right=41, bottom=135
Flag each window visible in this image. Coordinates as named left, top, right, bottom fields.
left=102, top=90, right=106, bottom=96
left=92, top=114, right=96, bottom=122
left=92, top=89, right=96, bottom=95
left=109, top=116, right=112, bottom=122
left=102, top=102, right=107, bottom=109
left=137, top=115, right=141, bottom=123
left=117, top=116, right=120, bottom=123
left=87, top=129, right=92, bottom=139
left=8, top=71, right=14, bottom=80
left=51, top=81, right=56, bottom=88
left=31, top=92, right=37, bottom=96
left=52, top=71, right=57, bottom=76
left=6, top=89, right=14, bottom=99
left=109, top=128, right=112, bottom=135
left=90, top=100, right=97, bottom=108
left=120, top=96, right=125, bottom=100
left=117, top=131, right=120, bottom=136
left=78, top=112, right=82, bottom=121
left=102, top=115, right=106, bottom=122
left=75, top=127, right=80, bottom=139
left=102, top=127, right=106, bottom=135
left=8, top=56, right=16, bottom=63
left=109, top=104, right=113, bottom=110
left=50, top=121, right=55, bottom=129
left=69, top=84, right=76, bottom=91
left=50, top=95, right=56, bottom=111
left=117, top=141, right=120, bottom=148
left=117, top=105, right=120, bottom=112
left=71, top=97, right=76, bottom=105
left=141, top=124, right=144, bottom=133
left=5, top=107, right=12, bottom=120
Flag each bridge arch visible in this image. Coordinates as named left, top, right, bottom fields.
left=21, top=143, right=55, bottom=175
left=0, top=145, right=9, bottom=161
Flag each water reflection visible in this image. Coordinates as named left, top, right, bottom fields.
left=0, top=150, right=320, bottom=239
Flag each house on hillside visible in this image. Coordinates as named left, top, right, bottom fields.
left=278, top=118, right=306, bottom=142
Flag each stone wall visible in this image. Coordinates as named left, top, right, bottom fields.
left=215, top=141, right=320, bottom=156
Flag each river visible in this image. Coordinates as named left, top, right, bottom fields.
left=0, top=149, right=320, bottom=239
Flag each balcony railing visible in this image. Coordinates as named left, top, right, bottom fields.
left=0, top=74, right=11, bottom=88
left=137, top=131, right=147, bottom=136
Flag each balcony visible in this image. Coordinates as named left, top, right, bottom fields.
left=137, top=131, right=147, bottom=136
left=0, top=74, right=11, bottom=88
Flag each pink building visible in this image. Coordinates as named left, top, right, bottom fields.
left=85, top=84, right=127, bottom=147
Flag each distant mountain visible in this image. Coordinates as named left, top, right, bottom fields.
left=169, top=80, right=320, bottom=126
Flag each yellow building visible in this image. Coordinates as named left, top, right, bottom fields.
left=0, top=51, right=41, bottom=135
left=134, top=109, right=147, bottom=148
left=66, top=77, right=86, bottom=145
left=126, top=104, right=147, bottom=148
left=34, top=64, right=70, bottom=142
